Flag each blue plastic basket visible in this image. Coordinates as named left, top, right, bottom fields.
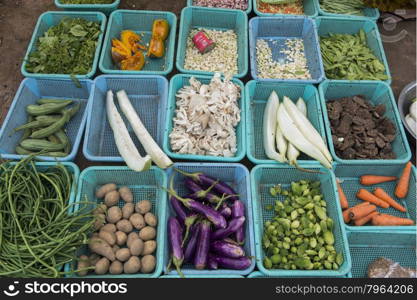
left=319, top=80, right=412, bottom=165
left=54, top=0, right=120, bottom=15
left=176, top=7, right=248, bottom=78
left=187, top=0, right=252, bottom=14
left=316, top=17, right=391, bottom=84
left=163, top=163, right=256, bottom=276
left=161, top=275, right=243, bottom=278
left=64, top=166, right=167, bottom=278
left=247, top=271, right=348, bottom=278
left=83, top=75, right=169, bottom=162
left=249, top=17, right=324, bottom=83
left=163, top=74, right=246, bottom=162
left=245, top=80, right=327, bottom=165
left=21, top=11, right=106, bottom=79
left=251, top=164, right=352, bottom=277
left=0, top=78, right=92, bottom=162
left=314, top=0, right=380, bottom=21
left=334, top=163, right=416, bottom=232
left=347, top=231, right=416, bottom=278
left=253, top=0, right=318, bottom=17
left=99, top=10, right=177, bottom=76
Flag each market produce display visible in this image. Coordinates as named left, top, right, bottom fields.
left=0, top=157, right=94, bottom=277
left=319, top=0, right=368, bottom=16
left=26, top=18, right=101, bottom=75
left=184, top=29, right=238, bottom=75
left=326, top=95, right=397, bottom=160
left=256, top=38, right=311, bottom=80
left=263, top=180, right=344, bottom=271
left=75, top=185, right=157, bottom=275
left=367, top=258, right=416, bottom=278
left=167, top=170, right=251, bottom=275
left=257, top=0, right=304, bottom=14
left=192, top=0, right=248, bottom=10
left=320, top=30, right=389, bottom=81
left=170, top=73, right=241, bottom=157
left=13, top=99, right=80, bottom=157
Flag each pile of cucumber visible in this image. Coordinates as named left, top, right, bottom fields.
left=14, top=99, right=80, bottom=157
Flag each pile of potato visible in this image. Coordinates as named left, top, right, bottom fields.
left=76, top=183, right=158, bottom=276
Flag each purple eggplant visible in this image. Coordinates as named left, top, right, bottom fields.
left=232, top=200, right=246, bottom=244
left=211, top=255, right=252, bottom=270
left=175, top=168, right=239, bottom=201
left=219, top=203, right=232, bottom=219
left=194, top=220, right=211, bottom=270
left=184, top=223, right=201, bottom=263
left=182, top=213, right=199, bottom=246
left=168, top=217, right=184, bottom=276
left=170, top=196, right=187, bottom=224
left=211, top=240, right=245, bottom=258
left=212, top=216, right=245, bottom=240
left=185, top=178, right=223, bottom=204
left=207, top=254, right=218, bottom=270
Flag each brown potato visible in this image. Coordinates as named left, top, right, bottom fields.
left=115, top=231, right=127, bottom=246
left=129, top=213, right=145, bottom=230
left=93, top=203, right=107, bottom=215
left=95, top=257, right=110, bottom=275
left=144, top=212, right=158, bottom=227
left=129, top=239, right=144, bottom=256
left=96, top=183, right=117, bottom=199
left=119, top=186, right=133, bottom=203
left=106, top=206, right=122, bottom=224
left=138, top=226, right=156, bottom=241
left=124, top=256, right=141, bottom=274
left=142, top=240, right=157, bottom=255
left=135, top=200, right=152, bottom=214
left=89, top=253, right=100, bottom=266
left=89, top=237, right=115, bottom=261
left=122, top=203, right=135, bottom=219
left=76, top=255, right=90, bottom=276
left=109, top=260, right=123, bottom=275
left=101, top=223, right=117, bottom=233
left=140, top=255, right=156, bottom=274
left=104, top=190, right=120, bottom=207
left=112, top=245, right=120, bottom=253
left=126, top=232, right=139, bottom=248
left=116, top=219, right=133, bottom=233
left=98, top=230, right=116, bottom=246
left=115, top=248, right=131, bottom=262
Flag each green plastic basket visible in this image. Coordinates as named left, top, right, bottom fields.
left=253, top=0, right=318, bottom=17
left=347, top=231, right=416, bottom=278
left=315, top=0, right=380, bottom=21
left=316, top=17, right=391, bottom=84
left=187, top=0, right=252, bottom=14
left=55, top=0, right=120, bottom=15
left=251, top=164, right=352, bottom=277
left=163, top=74, right=246, bottom=162
left=335, top=163, right=416, bottom=231
left=64, top=166, right=167, bottom=278
left=21, top=11, right=106, bottom=79
left=176, top=7, right=248, bottom=78
left=99, top=10, right=177, bottom=75
left=245, top=80, right=327, bottom=165
left=247, top=271, right=348, bottom=278
left=319, top=80, right=412, bottom=165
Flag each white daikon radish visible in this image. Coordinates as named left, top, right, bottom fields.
left=117, top=90, right=173, bottom=169
left=287, top=97, right=307, bottom=167
left=106, top=90, right=152, bottom=171
left=296, top=97, right=307, bottom=116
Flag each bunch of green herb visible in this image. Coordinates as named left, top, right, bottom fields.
left=26, top=18, right=101, bottom=75
left=59, top=0, right=114, bottom=4
left=320, top=0, right=366, bottom=16
left=320, top=30, right=389, bottom=81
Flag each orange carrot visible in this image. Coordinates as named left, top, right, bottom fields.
left=356, top=189, right=390, bottom=208
left=336, top=180, right=349, bottom=209
left=395, top=162, right=413, bottom=199
left=360, top=175, right=397, bottom=185
left=371, top=213, right=415, bottom=226
left=354, top=211, right=379, bottom=226
left=343, top=202, right=370, bottom=224
left=349, top=204, right=377, bottom=220
left=373, top=188, right=407, bottom=213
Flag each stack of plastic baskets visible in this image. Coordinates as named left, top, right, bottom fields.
left=54, top=0, right=120, bottom=15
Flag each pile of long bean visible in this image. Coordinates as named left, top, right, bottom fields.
left=0, top=156, right=95, bottom=278
left=320, top=0, right=366, bottom=16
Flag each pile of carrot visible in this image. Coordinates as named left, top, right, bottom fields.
left=338, top=162, right=414, bottom=227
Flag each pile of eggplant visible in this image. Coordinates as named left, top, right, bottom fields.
left=167, top=169, right=251, bottom=276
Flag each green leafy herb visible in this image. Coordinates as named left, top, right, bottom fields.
left=26, top=18, right=101, bottom=75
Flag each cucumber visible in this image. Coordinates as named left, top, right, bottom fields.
left=20, top=139, right=65, bottom=151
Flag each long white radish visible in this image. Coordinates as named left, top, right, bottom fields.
left=275, top=120, right=287, bottom=162
left=263, top=91, right=286, bottom=163
left=287, top=98, right=307, bottom=166
left=117, top=90, right=173, bottom=169
left=283, top=96, right=333, bottom=163
left=106, top=90, right=152, bottom=171
left=296, top=97, right=307, bottom=116
left=277, top=104, right=332, bottom=169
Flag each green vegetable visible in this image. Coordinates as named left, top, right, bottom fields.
left=320, top=30, right=389, bottom=81
left=30, top=111, right=70, bottom=139
left=26, top=18, right=101, bottom=75
left=0, top=156, right=95, bottom=277
left=20, top=139, right=66, bottom=151
left=26, top=101, right=72, bottom=116
left=320, top=0, right=366, bottom=16
left=37, top=98, right=74, bottom=105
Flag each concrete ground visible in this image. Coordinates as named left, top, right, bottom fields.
left=0, top=1, right=415, bottom=166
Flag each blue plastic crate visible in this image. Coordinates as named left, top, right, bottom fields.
left=163, top=74, right=246, bottom=162
left=83, top=75, right=169, bottom=162
left=99, top=10, right=177, bottom=75
left=249, top=17, right=324, bottom=83
left=347, top=231, right=416, bottom=278
left=176, top=7, right=248, bottom=78
left=0, top=78, right=92, bottom=162
left=316, top=17, right=391, bottom=83
left=187, top=0, right=252, bottom=14
left=253, top=0, right=318, bottom=17
left=21, top=11, right=106, bottom=79
left=334, top=163, right=416, bottom=231
left=319, top=80, right=412, bottom=165
left=54, top=0, right=120, bottom=15
left=64, top=166, right=167, bottom=278
left=251, top=164, right=352, bottom=277
left=314, top=0, right=380, bottom=21
left=245, top=80, right=327, bottom=165
left=163, top=163, right=256, bottom=276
